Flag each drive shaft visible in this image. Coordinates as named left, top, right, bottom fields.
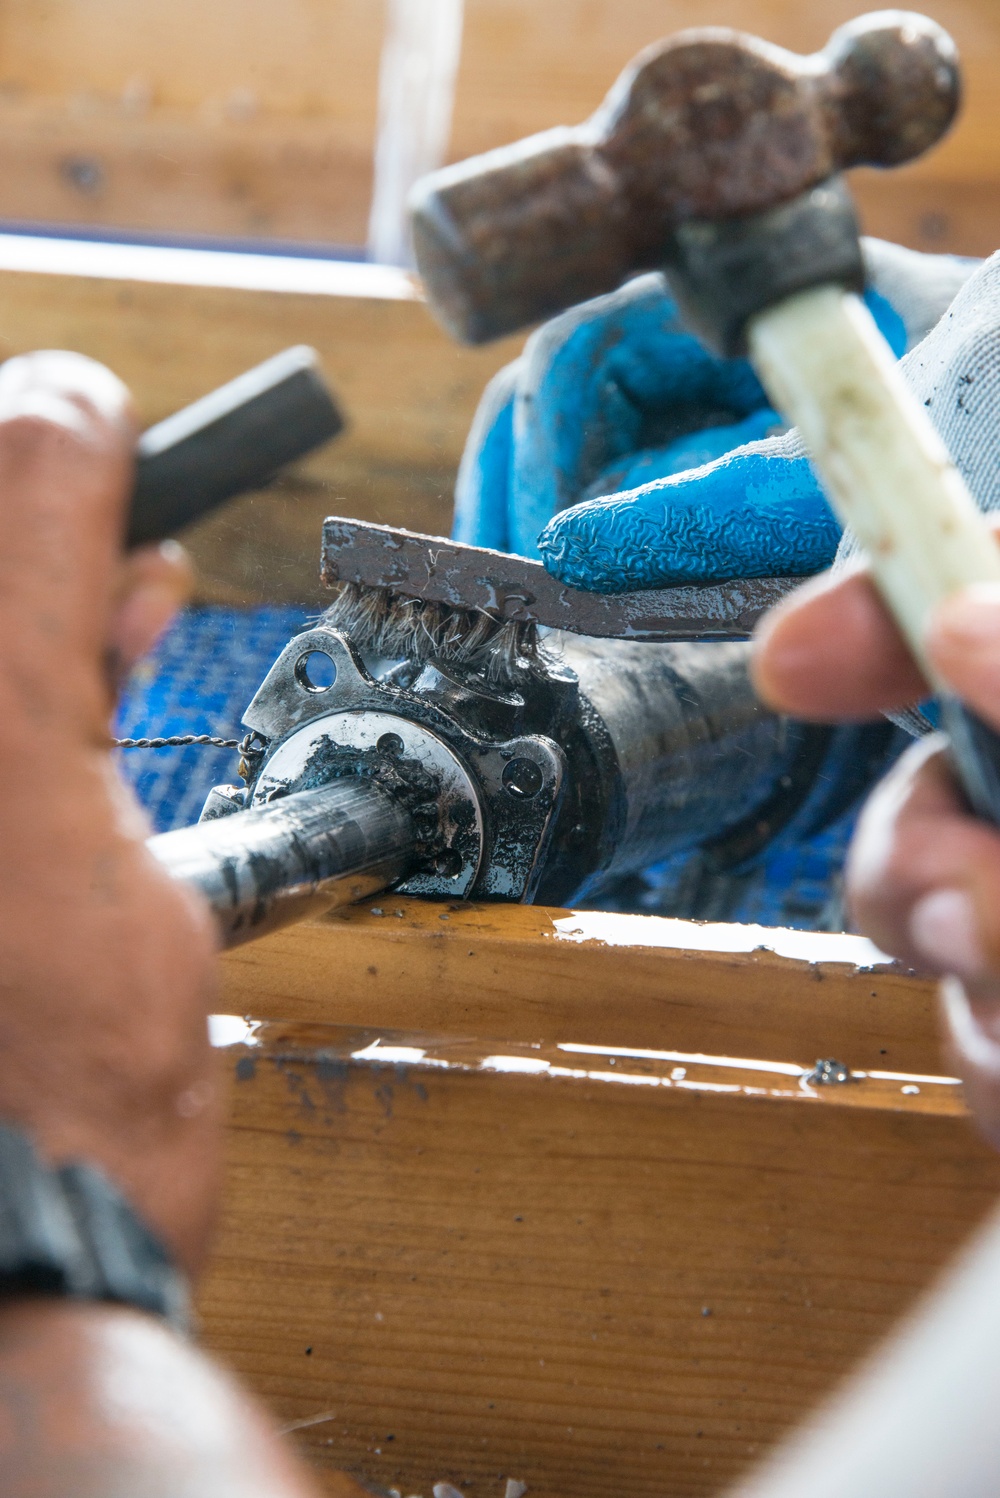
left=148, top=779, right=417, bottom=947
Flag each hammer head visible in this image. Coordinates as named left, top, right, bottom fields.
left=411, top=11, right=960, bottom=345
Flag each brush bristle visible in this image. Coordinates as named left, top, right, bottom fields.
left=323, top=583, right=544, bottom=687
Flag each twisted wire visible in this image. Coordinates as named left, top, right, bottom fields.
left=113, top=734, right=241, bottom=750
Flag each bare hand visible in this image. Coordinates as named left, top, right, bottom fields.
left=0, top=351, right=218, bottom=1274
left=752, top=539, right=1000, bottom=1144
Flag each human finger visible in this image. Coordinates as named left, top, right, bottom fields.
left=0, top=351, right=137, bottom=737
left=927, top=581, right=1000, bottom=733
left=844, top=735, right=1000, bottom=977
left=107, top=541, right=194, bottom=689
left=937, top=977, right=1000, bottom=1150
left=751, top=562, right=928, bottom=720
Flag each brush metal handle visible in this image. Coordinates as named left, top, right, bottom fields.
left=321, top=515, right=797, bottom=641
left=748, top=286, right=1000, bottom=830
left=128, top=345, right=344, bottom=547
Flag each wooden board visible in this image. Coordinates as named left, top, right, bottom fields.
left=220, top=900, right=944, bottom=1078
left=0, top=0, right=382, bottom=243
left=200, top=998, right=1000, bottom=1498
left=0, top=0, right=996, bottom=255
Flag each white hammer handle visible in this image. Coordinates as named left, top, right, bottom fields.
left=749, top=287, right=1000, bottom=824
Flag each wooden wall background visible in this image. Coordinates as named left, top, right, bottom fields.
left=0, top=0, right=996, bottom=255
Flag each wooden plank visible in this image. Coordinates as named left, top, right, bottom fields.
left=852, top=171, right=1000, bottom=261
left=0, top=0, right=383, bottom=114
left=0, top=105, right=377, bottom=246
left=0, top=0, right=383, bottom=242
left=0, top=0, right=995, bottom=255
left=219, top=899, right=945, bottom=1078
left=0, top=267, right=523, bottom=604
left=453, top=0, right=1000, bottom=177
left=199, top=1013, right=1000, bottom=1498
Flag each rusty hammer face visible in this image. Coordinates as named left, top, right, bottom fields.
left=409, top=12, right=959, bottom=354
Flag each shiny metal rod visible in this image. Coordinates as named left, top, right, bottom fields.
left=148, top=779, right=417, bottom=948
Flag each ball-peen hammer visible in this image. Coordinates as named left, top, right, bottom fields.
left=410, top=12, right=1000, bottom=825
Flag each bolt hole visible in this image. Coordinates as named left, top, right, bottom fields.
left=502, top=757, right=543, bottom=800
left=294, top=650, right=337, bottom=693
left=376, top=731, right=404, bottom=757
left=434, top=848, right=463, bottom=878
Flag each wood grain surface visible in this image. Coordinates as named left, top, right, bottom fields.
left=199, top=1004, right=1000, bottom=1498
left=220, top=899, right=943, bottom=1077
left=0, top=0, right=996, bottom=254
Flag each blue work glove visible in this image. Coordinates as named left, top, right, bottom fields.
left=454, top=239, right=979, bottom=589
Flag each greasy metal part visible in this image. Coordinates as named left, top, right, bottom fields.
left=164, top=621, right=804, bottom=933
left=807, top=1059, right=854, bottom=1085
left=148, top=779, right=416, bottom=947
left=201, top=783, right=249, bottom=820
left=128, top=345, right=344, bottom=547
left=160, top=546, right=811, bottom=936
left=238, top=624, right=566, bottom=903
left=409, top=12, right=959, bottom=345
left=539, top=635, right=801, bottom=902
left=321, top=515, right=797, bottom=640
left=250, top=710, right=485, bottom=899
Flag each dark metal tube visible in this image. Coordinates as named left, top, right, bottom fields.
left=148, top=779, right=416, bottom=948
left=556, top=636, right=801, bottom=895
left=129, top=346, right=344, bottom=547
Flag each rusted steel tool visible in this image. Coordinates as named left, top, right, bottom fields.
left=410, top=12, right=958, bottom=351
left=411, top=13, right=1000, bottom=827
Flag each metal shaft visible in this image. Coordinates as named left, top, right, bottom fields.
left=545, top=636, right=802, bottom=903
left=148, top=779, right=417, bottom=948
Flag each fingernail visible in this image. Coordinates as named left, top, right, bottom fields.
left=909, top=887, right=987, bottom=980
left=0, top=351, right=131, bottom=432
left=933, top=583, right=1000, bottom=650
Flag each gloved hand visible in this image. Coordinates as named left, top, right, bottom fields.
left=454, top=239, right=979, bottom=588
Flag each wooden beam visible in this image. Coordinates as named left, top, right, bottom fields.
left=220, top=899, right=945, bottom=1080
left=0, top=106, right=378, bottom=246
left=200, top=1006, right=1000, bottom=1498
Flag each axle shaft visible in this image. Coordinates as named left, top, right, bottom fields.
left=148, top=779, right=417, bottom=947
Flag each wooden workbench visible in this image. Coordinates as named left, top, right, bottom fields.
left=200, top=900, right=1000, bottom=1497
